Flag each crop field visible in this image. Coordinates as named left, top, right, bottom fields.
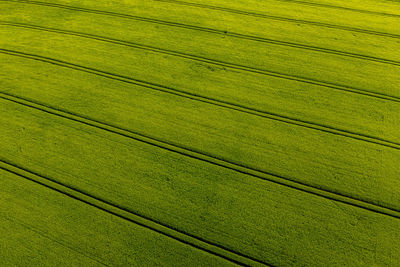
left=1, top=0, right=400, bottom=266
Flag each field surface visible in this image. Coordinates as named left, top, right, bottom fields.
left=1, top=0, right=400, bottom=266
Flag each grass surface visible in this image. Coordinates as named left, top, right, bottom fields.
left=0, top=168, right=233, bottom=266
left=1, top=0, right=400, bottom=265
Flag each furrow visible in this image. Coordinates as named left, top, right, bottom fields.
left=1, top=92, right=400, bottom=221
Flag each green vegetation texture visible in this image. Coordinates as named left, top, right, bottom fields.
left=1, top=0, right=400, bottom=266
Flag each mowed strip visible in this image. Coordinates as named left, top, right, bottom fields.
left=1, top=0, right=400, bottom=62
left=1, top=99, right=400, bottom=266
left=0, top=168, right=234, bottom=266
left=0, top=25, right=399, bottom=142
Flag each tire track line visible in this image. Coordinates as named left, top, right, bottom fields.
left=2, top=0, right=400, bottom=41
left=2, top=21, right=400, bottom=68
left=2, top=23, right=400, bottom=104
left=0, top=160, right=263, bottom=266
left=264, top=0, right=400, bottom=18
left=1, top=92, right=400, bottom=221
left=151, top=0, right=400, bottom=39
left=0, top=214, right=109, bottom=266
left=1, top=48, right=399, bottom=151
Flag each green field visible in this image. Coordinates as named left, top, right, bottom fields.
left=1, top=0, right=400, bottom=265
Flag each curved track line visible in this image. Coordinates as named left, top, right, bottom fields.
left=150, top=0, right=400, bottom=39
left=1, top=48, right=399, bottom=151
left=2, top=21, right=400, bottom=68
left=1, top=92, right=400, bottom=221
left=263, top=0, right=400, bottom=18
left=1, top=24, right=400, bottom=105
left=1, top=216, right=109, bottom=266
left=2, top=0, right=400, bottom=40
left=0, top=160, right=264, bottom=266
